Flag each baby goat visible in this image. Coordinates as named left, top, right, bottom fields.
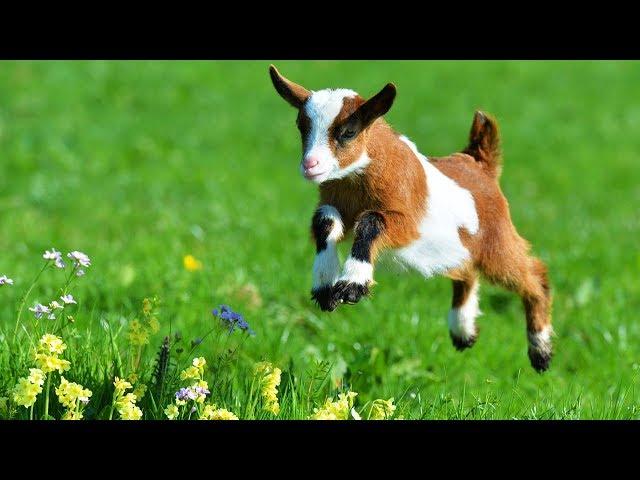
left=269, top=65, right=553, bottom=372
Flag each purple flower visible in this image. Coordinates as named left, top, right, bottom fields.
left=212, top=304, right=254, bottom=335
left=29, top=303, right=51, bottom=319
left=44, top=248, right=66, bottom=269
left=67, top=251, right=91, bottom=268
left=0, top=275, right=14, bottom=286
left=175, top=387, right=197, bottom=402
left=194, top=386, right=210, bottom=397
left=61, top=294, right=77, bottom=305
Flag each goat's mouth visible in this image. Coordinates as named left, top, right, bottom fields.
left=302, top=168, right=329, bottom=182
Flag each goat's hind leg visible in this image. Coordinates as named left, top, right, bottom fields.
left=449, top=272, right=481, bottom=351
left=484, top=241, right=553, bottom=372
left=521, top=257, right=553, bottom=372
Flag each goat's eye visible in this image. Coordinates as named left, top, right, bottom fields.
left=340, top=128, right=356, bottom=140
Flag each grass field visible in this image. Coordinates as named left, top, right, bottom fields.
left=1, top=61, right=639, bottom=419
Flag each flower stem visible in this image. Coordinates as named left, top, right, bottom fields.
left=30, top=404, right=34, bottom=421
left=44, top=374, right=51, bottom=419
left=14, top=261, right=50, bottom=342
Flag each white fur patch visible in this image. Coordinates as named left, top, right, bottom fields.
left=313, top=248, right=341, bottom=289
left=328, top=151, right=371, bottom=181
left=528, top=325, right=553, bottom=356
left=393, top=136, right=479, bottom=278
left=338, top=257, right=373, bottom=285
left=317, top=205, right=344, bottom=242
left=303, top=88, right=370, bottom=184
left=448, top=280, right=480, bottom=341
left=312, top=206, right=344, bottom=289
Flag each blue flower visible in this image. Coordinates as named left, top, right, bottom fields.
left=212, top=304, right=255, bottom=335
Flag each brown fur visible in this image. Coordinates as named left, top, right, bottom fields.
left=319, top=119, right=425, bottom=261
left=463, top=111, right=502, bottom=178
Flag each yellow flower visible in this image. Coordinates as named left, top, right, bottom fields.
left=164, top=403, right=180, bottom=420
left=193, top=357, right=206, bottom=372
left=311, top=391, right=359, bottom=420
left=113, top=377, right=132, bottom=393
left=142, top=298, right=153, bottom=315
left=27, top=368, right=45, bottom=386
left=254, top=362, right=281, bottom=416
left=13, top=377, right=43, bottom=408
left=147, top=316, right=160, bottom=334
left=55, top=376, right=92, bottom=409
left=116, top=393, right=137, bottom=408
left=180, top=366, right=200, bottom=381
left=197, top=379, right=209, bottom=390
left=128, top=319, right=150, bottom=346
left=119, top=403, right=143, bottom=420
left=62, top=410, right=83, bottom=420
left=183, top=254, right=203, bottom=271
left=38, top=334, right=66, bottom=355
left=34, top=353, right=71, bottom=374
left=369, top=398, right=396, bottom=420
left=127, top=372, right=139, bottom=384
left=133, top=384, right=147, bottom=400
left=200, top=404, right=238, bottom=420
left=112, top=376, right=143, bottom=420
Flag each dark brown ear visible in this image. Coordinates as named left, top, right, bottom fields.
left=269, top=64, right=311, bottom=109
left=352, top=83, right=396, bottom=129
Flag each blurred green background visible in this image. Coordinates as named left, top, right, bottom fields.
left=1, top=61, right=639, bottom=417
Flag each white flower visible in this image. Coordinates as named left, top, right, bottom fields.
left=60, top=294, right=77, bottom=305
left=29, top=303, right=51, bottom=319
left=67, top=251, right=91, bottom=268
left=76, top=269, right=85, bottom=277
left=43, top=248, right=61, bottom=260
left=0, top=275, right=14, bottom=286
left=49, top=301, right=64, bottom=310
left=43, top=248, right=65, bottom=268
left=47, top=313, right=56, bottom=320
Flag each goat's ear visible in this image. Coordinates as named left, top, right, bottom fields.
left=353, top=83, right=397, bottom=129
left=269, top=64, right=311, bottom=109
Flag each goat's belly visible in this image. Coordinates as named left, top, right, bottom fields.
left=392, top=229, right=472, bottom=279
left=393, top=135, right=480, bottom=279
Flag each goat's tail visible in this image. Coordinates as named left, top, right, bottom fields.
left=463, top=110, right=502, bottom=179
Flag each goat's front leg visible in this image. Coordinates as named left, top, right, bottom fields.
left=310, top=205, right=344, bottom=311
left=331, top=210, right=386, bottom=306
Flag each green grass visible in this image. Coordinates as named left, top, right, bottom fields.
left=1, top=60, right=639, bottom=419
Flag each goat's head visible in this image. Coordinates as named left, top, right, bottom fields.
left=269, top=65, right=396, bottom=184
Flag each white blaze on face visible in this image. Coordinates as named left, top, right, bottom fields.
left=301, top=88, right=367, bottom=184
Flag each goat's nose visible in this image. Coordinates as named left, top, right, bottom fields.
left=303, top=156, right=319, bottom=170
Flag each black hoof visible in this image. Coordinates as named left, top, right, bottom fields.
left=311, top=285, right=339, bottom=312
left=450, top=332, right=478, bottom=351
left=528, top=348, right=552, bottom=373
left=331, top=281, right=369, bottom=306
